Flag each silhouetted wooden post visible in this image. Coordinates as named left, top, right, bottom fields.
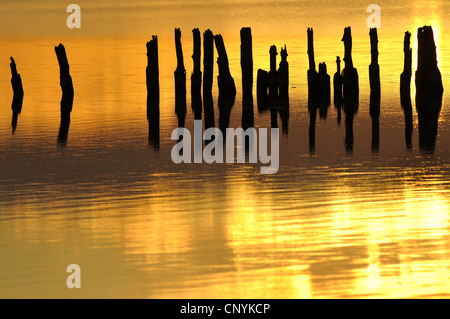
left=214, top=34, right=236, bottom=135
left=317, top=62, right=330, bottom=116
left=191, top=28, right=202, bottom=121
left=369, top=28, right=380, bottom=153
left=415, top=25, right=443, bottom=152
left=400, top=31, right=413, bottom=149
left=307, top=28, right=317, bottom=104
left=269, top=45, right=278, bottom=127
left=55, top=43, right=74, bottom=144
left=10, top=57, right=24, bottom=133
left=146, top=35, right=160, bottom=148
left=341, top=27, right=359, bottom=153
left=241, top=27, right=254, bottom=132
left=278, top=46, right=289, bottom=108
left=278, top=45, right=289, bottom=135
left=175, top=28, right=186, bottom=128
left=203, top=29, right=215, bottom=132
left=257, top=69, right=269, bottom=111
left=333, top=56, right=343, bottom=124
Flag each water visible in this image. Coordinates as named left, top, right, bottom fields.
left=0, top=0, right=450, bottom=298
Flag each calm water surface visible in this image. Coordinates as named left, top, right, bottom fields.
left=0, top=0, right=450, bottom=298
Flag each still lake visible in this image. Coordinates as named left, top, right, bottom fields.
left=0, top=0, right=450, bottom=298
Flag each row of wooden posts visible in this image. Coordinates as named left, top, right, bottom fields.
left=9, top=26, right=443, bottom=152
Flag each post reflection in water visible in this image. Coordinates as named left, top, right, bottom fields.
left=0, top=0, right=450, bottom=299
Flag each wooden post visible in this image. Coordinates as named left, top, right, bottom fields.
left=241, top=27, right=254, bottom=132
left=400, top=31, right=413, bottom=149
left=278, top=45, right=289, bottom=135
left=55, top=43, right=74, bottom=144
left=214, top=34, right=236, bottom=136
left=146, top=35, right=160, bottom=148
left=369, top=28, right=380, bottom=153
left=203, top=29, right=215, bottom=132
left=317, top=62, right=330, bottom=111
left=333, top=56, right=343, bottom=124
left=191, top=28, right=202, bottom=121
left=307, top=28, right=317, bottom=104
left=415, top=25, right=443, bottom=151
left=257, top=69, right=269, bottom=112
left=10, top=57, right=24, bottom=133
left=278, top=45, right=289, bottom=108
left=341, top=27, right=359, bottom=153
left=175, top=28, right=186, bottom=128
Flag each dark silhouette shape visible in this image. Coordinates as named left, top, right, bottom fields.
left=241, top=27, right=254, bottom=151
left=241, top=27, right=254, bottom=133
left=268, top=45, right=279, bottom=129
left=203, top=29, right=215, bottom=132
left=214, top=34, right=236, bottom=137
left=175, top=28, right=187, bottom=129
left=306, top=28, right=329, bottom=152
left=341, top=27, right=359, bottom=154
left=307, top=28, right=316, bottom=104
left=147, top=35, right=160, bottom=149
left=400, top=31, right=413, bottom=150
left=317, top=62, right=330, bottom=119
left=269, top=45, right=278, bottom=111
left=369, top=28, right=380, bottom=153
left=55, top=44, right=74, bottom=145
left=278, top=46, right=289, bottom=135
left=415, top=25, right=443, bottom=152
left=333, top=56, right=343, bottom=124
left=10, top=57, right=24, bottom=133
left=191, top=28, right=202, bottom=121
left=307, top=28, right=330, bottom=117
left=257, top=69, right=269, bottom=112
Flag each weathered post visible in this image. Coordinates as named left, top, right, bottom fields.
left=214, top=34, right=236, bottom=136
left=333, top=56, right=343, bottom=124
left=278, top=45, right=289, bottom=135
left=400, top=31, right=413, bottom=149
left=369, top=28, right=380, bottom=153
left=10, top=57, right=24, bottom=133
left=241, top=27, right=254, bottom=132
left=55, top=43, right=74, bottom=144
left=203, top=29, right=215, bottom=132
left=307, top=28, right=317, bottom=104
left=175, top=28, right=186, bottom=129
left=415, top=25, right=443, bottom=152
left=146, top=35, right=160, bottom=148
left=341, top=27, right=359, bottom=153
left=191, top=28, right=202, bottom=121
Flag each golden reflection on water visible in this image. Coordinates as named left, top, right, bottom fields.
left=1, top=0, right=450, bottom=299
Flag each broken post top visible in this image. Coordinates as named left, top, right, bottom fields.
left=146, top=35, right=158, bottom=51
left=336, top=56, right=341, bottom=73
left=369, top=28, right=378, bottom=65
left=404, top=31, right=411, bottom=53
left=214, top=34, right=228, bottom=59
left=55, top=43, right=70, bottom=76
left=204, top=29, right=213, bottom=38
left=319, top=62, right=327, bottom=74
left=417, top=26, right=438, bottom=71
left=175, top=28, right=184, bottom=71
left=269, top=45, right=277, bottom=72
left=240, top=27, right=252, bottom=40
left=342, top=27, right=353, bottom=70
left=280, top=45, right=288, bottom=62
left=9, top=57, right=18, bottom=76
left=307, top=27, right=315, bottom=72
left=146, top=35, right=159, bottom=72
